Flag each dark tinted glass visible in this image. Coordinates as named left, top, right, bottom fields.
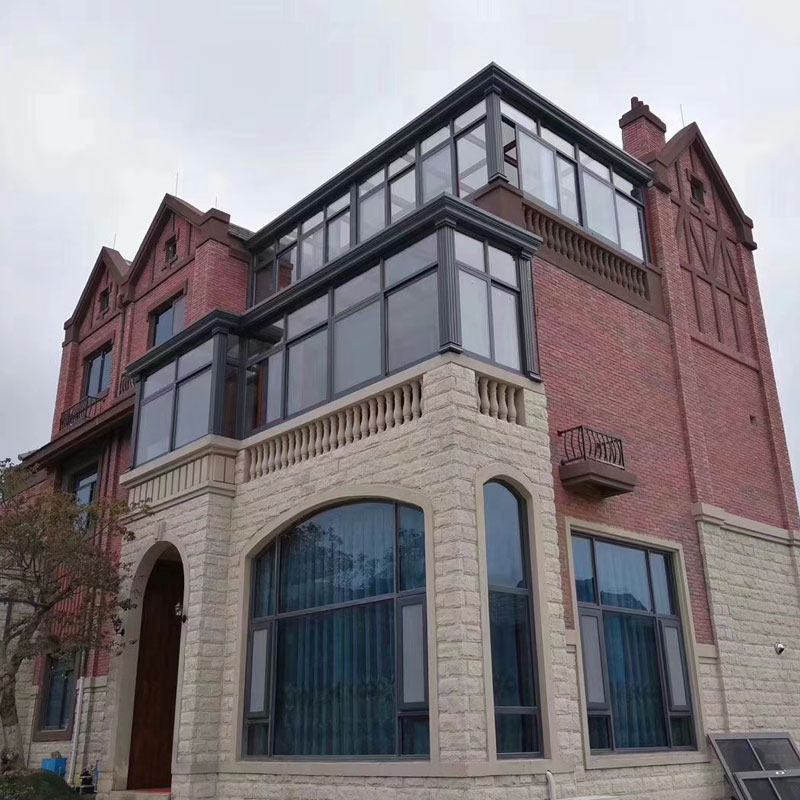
left=327, top=211, right=351, bottom=261
left=484, top=482, right=525, bottom=588
left=489, top=592, right=535, bottom=707
left=663, top=624, right=688, bottom=708
left=456, top=122, right=488, bottom=196
left=595, top=541, right=652, bottom=611
left=177, top=339, right=214, bottom=379
left=99, top=350, right=113, bottom=393
left=136, top=390, right=173, bottom=463
left=74, top=470, right=98, bottom=507
left=43, top=659, right=73, bottom=729
left=333, top=302, right=381, bottom=393
left=334, top=266, right=380, bottom=313
left=254, top=260, right=276, bottom=303
left=670, top=715, right=694, bottom=747
left=650, top=552, right=673, bottom=615
left=386, top=272, right=439, bottom=372
left=252, top=545, right=275, bottom=618
left=143, top=362, right=173, bottom=398
left=86, top=353, right=103, bottom=395
left=273, top=600, right=395, bottom=756
left=277, top=245, right=297, bottom=290
left=753, top=739, right=800, bottom=770
left=287, top=329, right=328, bottom=415
left=246, top=723, right=269, bottom=756
left=152, top=304, right=174, bottom=347
left=717, top=738, right=762, bottom=773
left=775, top=776, right=800, bottom=800
left=741, top=779, right=779, bottom=800
left=604, top=613, right=667, bottom=749
left=300, top=226, right=324, bottom=277
left=390, top=168, right=416, bottom=222
left=495, top=713, right=538, bottom=755
left=174, top=369, right=212, bottom=449
left=401, top=716, right=430, bottom=756
left=399, top=505, right=425, bottom=591
left=588, top=715, right=611, bottom=750
left=287, top=296, right=327, bottom=339
left=401, top=602, right=425, bottom=704
left=266, top=351, right=283, bottom=424
left=572, top=536, right=596, bottom=604
left=421, top=145, right=452, bottom=202
left=278, top=502, right=395, bottom=612
left=359, top=187, right=386, bottom=241
left=384, top=234, right=437, bottom=287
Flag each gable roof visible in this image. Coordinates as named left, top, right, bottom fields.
left=652, top=122, right=755, bottom=249
left=63, top=246, right=130, bottom=341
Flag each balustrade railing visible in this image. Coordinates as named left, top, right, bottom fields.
left=59, top=394, right=104, bottom=431
left=118, top=372, right=135, bottom=395
left=245, top=378, right=423, bottom=480
left=557, top=425, right=625, bottom=468
left=476, top=375, right=522, bottom=424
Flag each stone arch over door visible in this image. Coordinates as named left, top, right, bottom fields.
left=106, top=537, right=189, bottom=792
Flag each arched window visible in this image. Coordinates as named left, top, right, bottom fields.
left=483, top=480, right=541, bottom=757
left=244, top=500, right=428, bottom=758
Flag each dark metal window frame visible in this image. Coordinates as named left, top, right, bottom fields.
left=242, top=499, right=429, bottom=761
left=83, top=343, right=113, bottom=399
left=499, top=99, right=648, bottom=263
left=245, top=237, right=440, bottom=434
left=251, top=102, right=491, bottom=309
left=133, top=335, right=223, bottom=466
left=33, top=653, right=79, bottom=741
left=573, top=532, right=696, bottom=755
left=484, top=480, right=544, bottom=759
left=149, top=292, right=186, bottom=349
left=708, top=732, right=800, bottom=800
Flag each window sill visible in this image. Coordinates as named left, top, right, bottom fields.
left=177, top=757, right=574, bottom=778
left=31, top=727, right=73, bottom=743
left=585, top=749, right=709, bottom=771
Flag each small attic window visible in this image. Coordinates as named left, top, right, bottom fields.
left=165, top=236, right=178, bottom=263
left=690, top=177, right=705, bottom=206
left=99, top=289, right=110, bottom=313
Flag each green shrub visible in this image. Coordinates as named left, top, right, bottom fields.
left=0, top=770, right=75, bottom=799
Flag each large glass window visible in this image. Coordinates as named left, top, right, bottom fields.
left=151, top=294, right=186, bottom=348
left=455, top=232, right=522, bottom=370
left=135, top=340, right=214, bottom=464
left=250, top=101, right=490, bottom=308
left=38, top=656, right=76, bottom=732
left=501, top=100, right=646, bottom=260
left=244, top=500, right=428, bottom=758
left=85, top=346, right=113, bottom=397
left=483, top=481, right=541, bottom=756
left=245, top=235, right=439, bottom=432
left=572, top=535, right=695, bottom=752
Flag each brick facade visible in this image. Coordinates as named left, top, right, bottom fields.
left=9, top=69, right=798, bottom=800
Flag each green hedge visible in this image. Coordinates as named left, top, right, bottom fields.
left=0, top=770, right=75, bottom=799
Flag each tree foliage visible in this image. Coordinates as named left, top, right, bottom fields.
left=0, top=458, right=135, bottom=769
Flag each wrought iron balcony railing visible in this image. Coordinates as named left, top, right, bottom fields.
left=557, top=425, right=635, bottom=496
left=558, top=425, right=625, bottom=468
left=59, top=394, right=104, bottom=431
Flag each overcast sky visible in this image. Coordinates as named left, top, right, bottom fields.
left=0, top=0, right=797, bottom=496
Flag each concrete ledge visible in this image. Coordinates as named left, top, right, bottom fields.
left=693, top=502, right=797, bottom=545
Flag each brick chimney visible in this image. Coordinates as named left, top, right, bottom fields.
left=619, top=97, right=667, bottom=161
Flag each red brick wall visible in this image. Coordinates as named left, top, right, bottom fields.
left=534, top=257, right=714, bottom=642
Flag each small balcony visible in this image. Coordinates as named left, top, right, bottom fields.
left=557, top=425, right=636, bottom=497
left=59, top=394, right=105, bottom=431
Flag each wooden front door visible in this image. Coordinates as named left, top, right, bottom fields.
left=127, top=560, right=184, bottom=790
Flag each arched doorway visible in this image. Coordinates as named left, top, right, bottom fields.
left=127, top=548, right=184, bottom=790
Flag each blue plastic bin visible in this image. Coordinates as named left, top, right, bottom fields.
left=41, top=757, right=67, bottom=777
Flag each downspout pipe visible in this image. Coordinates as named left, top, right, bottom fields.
left=545, top=770, right=557, bottom=800
left=67, top=649, right=87, bottom=786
